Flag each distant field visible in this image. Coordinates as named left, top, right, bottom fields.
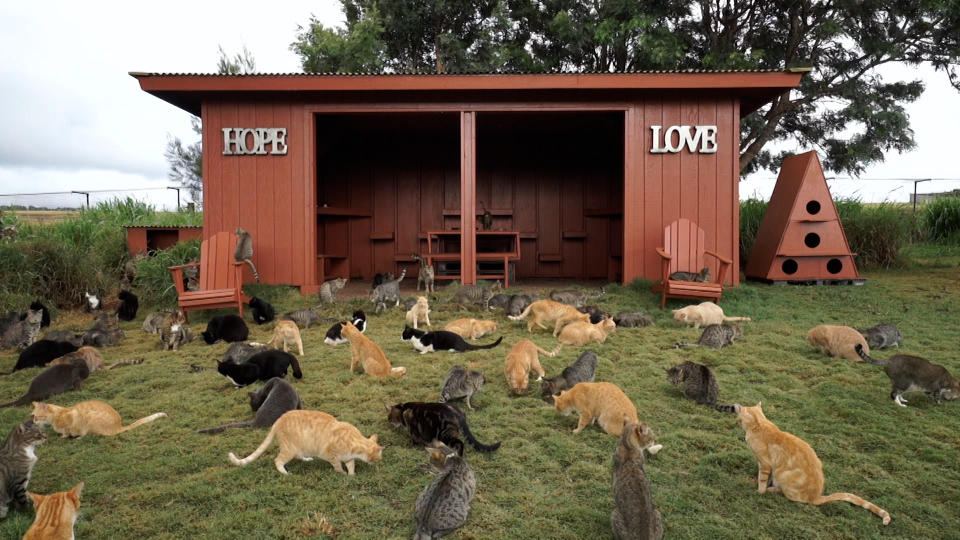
left=8, top=210, right=80, bottom=224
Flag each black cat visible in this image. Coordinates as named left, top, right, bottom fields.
left=198, top=377, right=303, bottom=433
left=386, top=402, right=501, bottom=456
left=401, top=326, right=502, bottom=354
left=116, top=290, right=139, bottom=322
left=324, top=311, right=367, bottom=345
left=248, top=297, right=276, bottom=325
left=0, top=358, right=90, bottom=408
left=202, top=315, right=249, bottom=344
left=216, top=350, right=303, bottom=387
left=9, top=340, right=78, bottom=373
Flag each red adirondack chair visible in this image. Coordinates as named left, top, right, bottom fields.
left=167, top=231, right=249, bottom=322
left=654, top=218, right=731, bottom=308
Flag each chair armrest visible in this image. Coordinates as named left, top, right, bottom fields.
left=703, top=249, right=732, bottom=265
left=167, top=262, right=201, bottom=271
left=167, top=266, right=188, bottom=295
left=655, top=248, right=672, bottom=260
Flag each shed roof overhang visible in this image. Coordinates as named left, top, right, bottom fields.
left=131, top=70, right=806, bottom=117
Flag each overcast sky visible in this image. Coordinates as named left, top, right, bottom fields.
left=0, top=1, right=957, bottom=210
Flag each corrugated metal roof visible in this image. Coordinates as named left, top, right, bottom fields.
left=131, top=68, right=798, bottom=77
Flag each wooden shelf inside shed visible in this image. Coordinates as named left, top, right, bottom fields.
left=317, top=207, right=372, bottom=217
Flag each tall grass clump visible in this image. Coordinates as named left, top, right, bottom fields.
left=921, top=196, right=960, bottom=241
left=837, top=198, right=912, bottom=268
left=133, top=239, right=201, bottom=307
left=739, top=198, right=768, bottom=266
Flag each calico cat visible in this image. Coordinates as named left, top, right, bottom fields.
left=201, top=314, right=249, bottom=344
left=558, top=317, right=616, bottom=346
left=0, top=308, right=42, bottom=350
left=443, top=318, right=497, bottom=340
left=855, top=346, right=960, bottom=407
left=116, top=290, right=139, bottom=321
left=402, top=326, right=503, bottom=354
left=541, top=350, right=598, bottom=402
left=370, top=269, right=406, bottom=312
left=0, top=359, right=90, bottom=408
left=23, top=483, right=83, bottom=540
left=674, top=324, right=742, bottom=349
left=412, top=253, right=436, bottom=293
left=343, top=322, right=405, bottom=376
left=324, top=311, right=367, bottom=346
left=734, top=403, right=890, bottom=525
left=32, top=400, right=166, bottom=437
left=405, top=296, right=431, bottom=329
left=249, top=297, right=276, bottom=324
left=453, top=281, right=501, bottom=310
left=142, top=309, right=175, bottom=334
left=613, top=311, right=654, bottom=328
left=806, top=325, right=869, bottom=362
left=665, top=361, right=736, bottom=413
left=160, top=313, right=194, bottom=351
left=198, top=377, right=303, bottom=434
left=228, top=409, right=383, bottom=475
left=487, top=294, right=511, bottom=310
left=668, top=266, right=711, bottom=283
left=503, top=339, right=560, bottom=394
left=10, top=340, right=78, bottom=373
left=857, top=323, right=902, bottom=349
left=554, top=382, right=658, bottom=443
left=509, top=300, right=590, bottom=336
left=267, top=320, right=304, bottom=356
left=611, top=421, right=664, bottom=540
left=386, top=402, right=501, bottom=456
left=505, top=294, right=533, bottom=317
left=282, top=306, right=331, bottom=329
left=672, top=302, right=750, bottom=329
left=414, top=442, right=476, bottom=540
left=217, top=350, right=303, bottom=387
left=320, top=277, right=348, bottom=304
left=49, top=347, right=142, bottom=372
left=0, top=419, right=46, bottom=519
left=439, top=366, right=485, bottom=410
left=549, top=288, right=604, bottom=308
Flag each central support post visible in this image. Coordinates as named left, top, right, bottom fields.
left=460, top=111, right=477, bottom=285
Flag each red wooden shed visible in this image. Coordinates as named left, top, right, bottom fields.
left=132, top=70, right=804, bottom=293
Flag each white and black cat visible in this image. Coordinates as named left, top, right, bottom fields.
left=324, top=310, right=368, bottom=346
left=216, top=350, right=303, bottom=387
left=248, top=297, right=276, bottom=325
left=201, top=315, right=249, bottom=344
left=198, top=377, right=303, bottom=433
left=401, top=326, right=502, bottom=354
left=856, top=345, right=960, bottom=407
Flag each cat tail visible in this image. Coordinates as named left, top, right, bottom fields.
left=710, top=403, right=738, bottom=413
left=459, top=417, right=501, bottom=452
left=189, top=364, right=217, bottom=372
left=288, top=356, right=303, bottom=379
left=814, top=492, right=891, bottom=525
left=534, top=344, right=562, bottom=357
left=243, top=259, right=260, bottom=282
left=197, top=420, right=255, bottom=434
left=103, top=358, right=145, bottom=370
left=854, top=344, right=884, bottom=366
left=672, top=342, right=700, bottom=349
left=465, top=337, right=503, bottom=350
left=507, top=304, right=532, bottom=321
left=390, top=366, right=407, bottom=376
left=0, top=395, right=30, bottom=408
left=114, top=412, right=167, bottom=434
left=228, top=424, right=278, bottom=466
left=722, top=316, right=751, bottom=322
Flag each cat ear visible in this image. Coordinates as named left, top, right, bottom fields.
left=369, top=434, right=378, bottom=444
left=383, top=403, right=393, bottom=413
left=68, top=482, right=83, bottom=504
left=756, top=401, right=762, bottom=409
left=28, top=492, right=42, bottom=507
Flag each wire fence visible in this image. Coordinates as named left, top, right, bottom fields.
left=0, top=187, right=184, bottom=211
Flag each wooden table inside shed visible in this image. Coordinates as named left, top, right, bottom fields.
left=424, top=230, right=521, bottom=288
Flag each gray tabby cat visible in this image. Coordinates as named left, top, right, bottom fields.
left=82, top=313, right=124, bottom=347
left=674, top=324, right=742, bottom=349
left=665, top=361, right=736, bottom=412
left=0, top=309, right=42, bottom=350
left=453, top=280, right=501, bottom=310
left=319, top=277, right=348, bottom=304
left=487, top=294, right=511, bottom=310
left=142, top=310, right=175, bottom=334
left=282, top=307, right=331, bottom=329
left=198, top=377, right=302, bottom=433
left=669, top=266, right=711, bottom=282
left=439, top=366, right=485, bottom=410
left=41, top=330, right=83, bottom=348
left=161, top=323, right=194, bottom=351
left=855, top=346, right=960, bottom=407
left=234, top=227, right=259, bottom=282
left=505, top=294, right=533, bottom=317
left=611, top=421, right=664, bottom=540
left=857, top=323, right=902, bottom=349
left=548, top=288, right=604, bottom=308
left=540, top=351, right=598, bottom=402
left=613, top=312, right=654, bottom=328
left=371, top=269, right=406, bottom=312
left=412, top=254, right=435, bottom=293
left=414, top=442, right=476, bottom=540
left=0, top=419, right=46, bottom=519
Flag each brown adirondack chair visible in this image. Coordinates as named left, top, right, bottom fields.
left=654, top=218, right=731, bottom=308
left=167, top=231, right=249, bottom=322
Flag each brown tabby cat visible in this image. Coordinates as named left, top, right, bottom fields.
left=554, top=382, right=661, bottom=446
left=24, top=482, right=82, bottom=540
left=32, top=400, right=166, bottom=437
left=504, top=340, right=560, bottom=394
left=806, top=325, right=870, bottom=362
left=342, top=322, right=405, bottom=377
left=267, top=320, right=304, bottom=356
left=228, top=409, right=383, bottom=475
left=507, top=300, right=590, bottom=336
left=48, top=347, right=142, bottom=372
left=444, top=318, right=498, bottom=340
left=557, top=317, right=616, bottom=346
left=611, top=421, right=664, bottom=540
left=734, top=403, right=890, bottom=525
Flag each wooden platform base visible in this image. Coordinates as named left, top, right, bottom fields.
left=748, top=277, right=867, bottom=286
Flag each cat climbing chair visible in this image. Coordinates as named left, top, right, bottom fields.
left=745, top=151, right=862, bottom=284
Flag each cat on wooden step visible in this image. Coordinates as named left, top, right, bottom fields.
left=32, top=400, right=165, bottom=437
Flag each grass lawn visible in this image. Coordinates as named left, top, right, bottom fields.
left=0, top=267, right=958, bottom=539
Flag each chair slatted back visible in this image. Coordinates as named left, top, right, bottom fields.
left=664, top=218, right=706, bottom=275
left=198, top=231, right=238, bottom=291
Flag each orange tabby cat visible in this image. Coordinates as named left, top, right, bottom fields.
left=504, top=339, right=560, bottom=394
left=405, top=296, right=431, bottom=329
left=342, top=322, right=405, bottom=377
left=32, top=400, right=166, bottom=437
left=48, top=347, right=142, bottom=372
left=228, top=409, right=383, bottom=475
left=806, top=325, right=869, bottom=362
left=557, top=317, right=616, bottom=346
left=734, top=402, right=890, bottom=525
left=508, top=299, right=590, bottom=336
left=444, top=318, right=498, bottom=339
left=267, top=320, right=304, bottom=356
left=24, top=482, right=82, bottom=540
left=554, top=382, right=660, bottom=446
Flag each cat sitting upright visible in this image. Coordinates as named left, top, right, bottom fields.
left=198, top=377, right=302, bottom=434
left=0, top=419, right=46, bottom=519
left=856, top=345, right=960, bottom=407
left=248, top=297, right=276, bottom=325
left=665, top=361, right=737, bottom=413
left=405, top=296, right=431, bottom=329
left=344, top=322, right=405, bottom=377
left=414, top=442, right=476, bottom=540
left=611, top=421, right=664, bottom=540
left=320, top=277, right=348, bottom=304
left=24, top=483, right=83, bottom=540
left=324, top=311, right=367, bottom=346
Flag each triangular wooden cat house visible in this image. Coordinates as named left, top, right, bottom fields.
left=745, top=151, right=861, bottom=282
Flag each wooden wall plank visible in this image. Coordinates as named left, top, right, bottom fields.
left=717, top=98, right=736, bottom=284
left=643, top=99, right=663, bottom=279
left=698, top=98, right=718, bottom=279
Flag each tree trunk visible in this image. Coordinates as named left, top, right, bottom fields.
left=738, top=91, right=791, bottom=175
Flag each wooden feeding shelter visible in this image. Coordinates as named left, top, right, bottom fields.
left=132, top=69, right=805, bottom=293
left=745, top=150, right=862, bottom=284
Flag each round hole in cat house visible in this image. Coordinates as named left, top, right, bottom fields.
left=804, top=232, right=821, bottom=248
left=781, top=259, right=798, bottom=275
left=806, top=200, right=821, bottom=215
left=826, top=258, right=843, bottom=274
